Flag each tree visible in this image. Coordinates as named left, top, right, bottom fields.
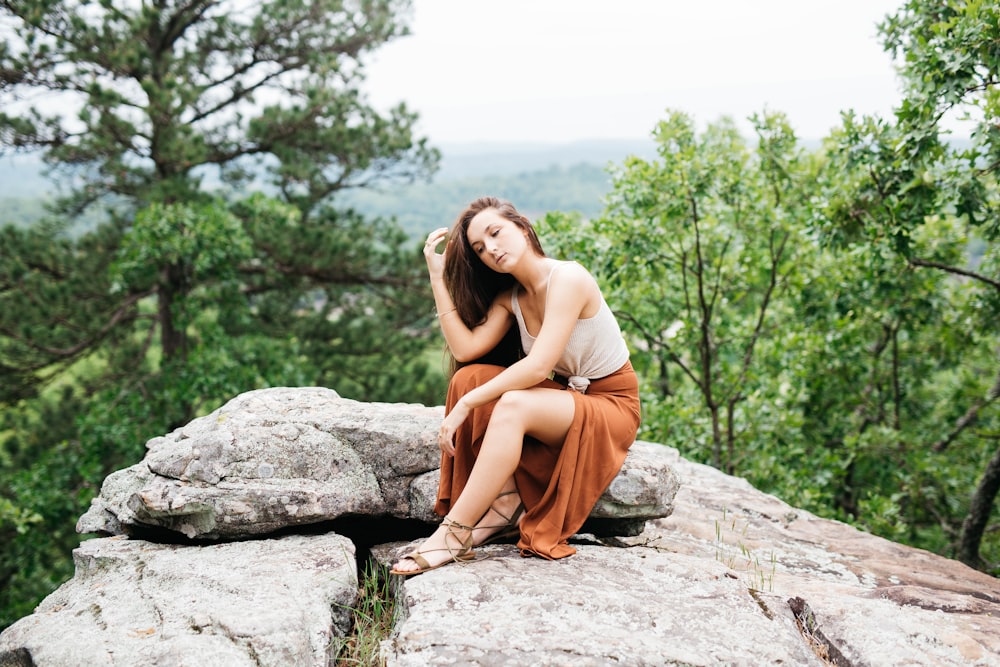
left=542, top=110, right=809, bottom=474
left=0, top=0, right=437, bottom=372
left=541, top=103, right=999, bottom=574
left=0, top=0, right=444, bottom=627
left=815, top=0, right=1000, bottom=569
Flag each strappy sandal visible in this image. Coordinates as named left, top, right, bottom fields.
left=390, top=516, right=477, bottom=577
left=477, top=490, right=526, bottom=547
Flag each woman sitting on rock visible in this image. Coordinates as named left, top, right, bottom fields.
left=391, top=196, right=641, bottom=575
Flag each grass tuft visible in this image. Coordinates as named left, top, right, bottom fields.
left=714, top=507, right=776, bottom=593
left=335, top=558, right=398, bottom=666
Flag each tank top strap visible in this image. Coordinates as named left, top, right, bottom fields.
left=513, top=261, right=572, bottom=340
left=545, top=261, right=564, bottom=285
left=543, top=261, right=571, bottom=308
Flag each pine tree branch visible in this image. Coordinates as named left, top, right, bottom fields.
left=0, top=289, right=152, bottom=363
left=237, top=263, right=408, bottom=292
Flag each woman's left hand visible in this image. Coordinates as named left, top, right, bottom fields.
left=423, top=227, right=449, bottom=282
left=438, top=399, right=470, bottom=456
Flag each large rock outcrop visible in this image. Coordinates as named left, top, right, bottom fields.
left=0, top=534, right=357, bottom=666
left=76, top=387, right=678, bottom=540
left=377, top=448, right=1000, bottom=665
left=2, top=386, right=998, bottom=666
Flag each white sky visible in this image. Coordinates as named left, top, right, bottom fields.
left=364, top=0, right=906, bottom=145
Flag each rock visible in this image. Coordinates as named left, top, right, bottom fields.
left=77, top=387, right=678, bottom=540
left=375, top=447, right=1000, bottom=666
left=377, top=544, right=820, bottom=666
left=650, top=452, right=1000, bottom=666
left=0, top=533, right=357, bottom=667
left=7, top=390, right=997, bottom=666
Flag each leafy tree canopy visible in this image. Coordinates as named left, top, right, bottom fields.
left=0, top=0, right=445, bottom=627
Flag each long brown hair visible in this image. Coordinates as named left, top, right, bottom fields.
left=444, top=196, right=546, bottom=369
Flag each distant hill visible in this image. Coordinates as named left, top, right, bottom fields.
left=0, top=139, right=656, bottom=234
left=0, top=154, right=51, bottom=199
left=433, top=139, right=657, bottom=179
left=339, top=162, right=615, bottom=237
left=1, top=139, right=655, bottom=193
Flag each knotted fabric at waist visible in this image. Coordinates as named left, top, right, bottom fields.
left=552, top=373, right=591, bottom=393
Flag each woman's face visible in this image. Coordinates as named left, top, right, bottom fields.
left=466, top=208, right=529, bottom=272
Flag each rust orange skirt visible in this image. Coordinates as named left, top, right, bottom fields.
left=434, top=361, right=641, bottom=559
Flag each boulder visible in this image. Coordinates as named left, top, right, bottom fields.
left=77, top=387, right=678, bottom=540
left=0, top=533, right=357, bottom=666
left=377, top=543, right=821, bottom=666
left=376, top=447, right=1000, bottom=666
left=3, top=389, right=997, bottom=666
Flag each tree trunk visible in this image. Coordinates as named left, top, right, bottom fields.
left=158, top=263, right=186, bottom=362
left=709, top=404, right=722, bottom=469
left=958, top=443, right=1000, bottom=569
left=725, top=401, right=736, bottom=475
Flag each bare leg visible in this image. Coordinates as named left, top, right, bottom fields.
left=392, top=387, right=575, bottom=573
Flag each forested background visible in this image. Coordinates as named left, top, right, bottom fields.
left=2, top=0, right=998, bottom=631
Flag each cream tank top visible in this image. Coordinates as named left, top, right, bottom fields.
left=511, top=262, right=630, bottom=393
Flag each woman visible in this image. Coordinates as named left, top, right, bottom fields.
left=391, top=197, right=640, bottom=576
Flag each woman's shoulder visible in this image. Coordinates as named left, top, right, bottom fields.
left=551, top=260, right=598, bottom=290
left=549, top=261, right=603, bottom=316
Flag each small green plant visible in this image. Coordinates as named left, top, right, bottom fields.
left=714, top=508, right=776, bottom=593
left=335, top=558, right=397, bottom=667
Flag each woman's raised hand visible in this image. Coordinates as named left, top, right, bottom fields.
left=423, top=227, right=449, bottom=281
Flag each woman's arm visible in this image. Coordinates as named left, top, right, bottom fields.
left=424, top=227, right=512, bottom=361
left=458, top=263, right=597, bottom=410
left=438, top=290, right=514, bottom=362
left=436, top=263, right=598, bottom=456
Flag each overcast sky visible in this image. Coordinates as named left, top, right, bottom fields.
left=364, top=0, right=906, bottom=146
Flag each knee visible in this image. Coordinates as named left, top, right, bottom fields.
left=492, top=390, right=532, bottom=424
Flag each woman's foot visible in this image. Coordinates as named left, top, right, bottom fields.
left=390, top=517, right=475, bottom=576
left=472, top=491, right=525, bottom=546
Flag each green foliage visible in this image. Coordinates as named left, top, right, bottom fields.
left=543, top=110, right=810, bottom=474
left=544, top=100, right=999, bottom=578
left=0, top=0, right=438, bottom=214
left=0, top=0, right=448, bottom=631
left=111, top=201, right=253, bottom=292
left=335, top=559, right=397, bottom=666
left=0, top=222, right=135, bottom=403
left=0, top=384, right=92, bottom=627
left=814, top=0, right=1000, bottom=570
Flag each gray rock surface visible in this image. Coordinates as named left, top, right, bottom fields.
left=77, top=387, right=678, bottom=540
left=379, top=544, right=821, bottom=666
left=3, top=389, right=997, bottom=666
left=0, top=533, right=357, bottom=666
left=377, top=446, right=1000, bottom=666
